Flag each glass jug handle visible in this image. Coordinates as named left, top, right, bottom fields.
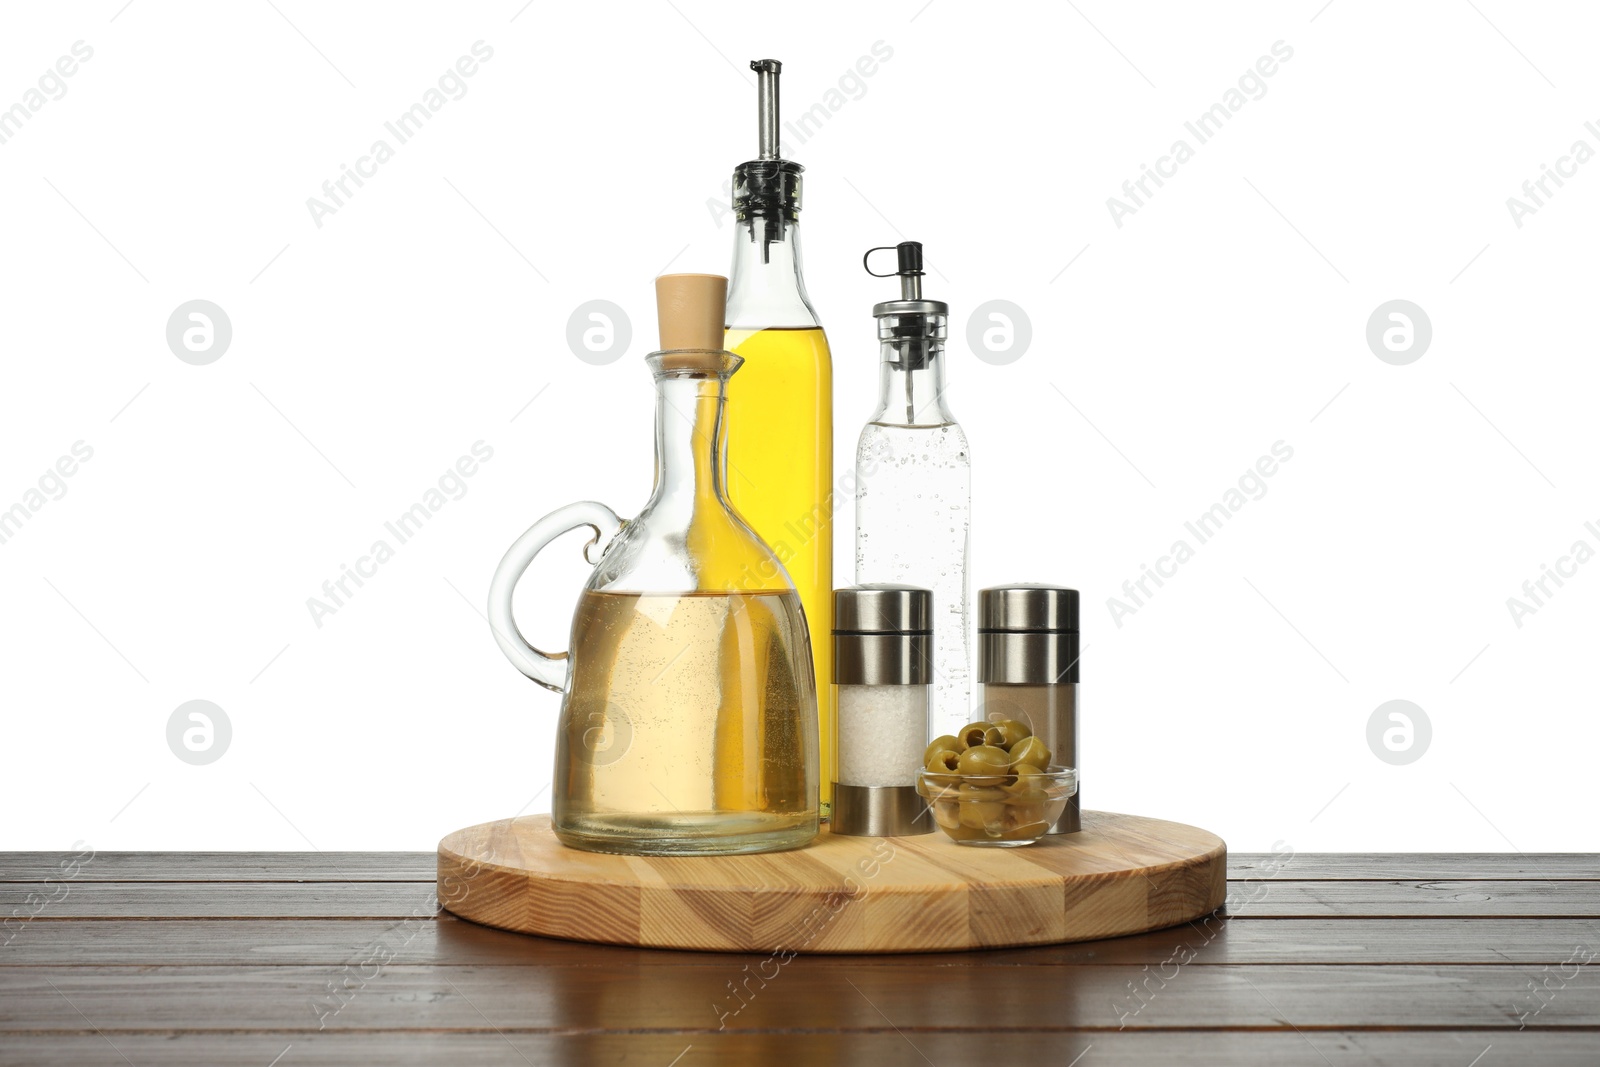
left=487, top=501, right=623, bottom=693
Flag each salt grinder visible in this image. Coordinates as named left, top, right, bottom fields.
left=831, top=585, right=935, bottom=837
left=978, top=585, right=1081, bottom=834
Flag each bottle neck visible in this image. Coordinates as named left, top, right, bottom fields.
left=871, top=336, right=955, bottom=427
left=726, top=215, right=820, bottom=329
left=648, top=375, right=729, bottom=517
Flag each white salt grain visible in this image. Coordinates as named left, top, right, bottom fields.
left=836, top=683, right=929, bottom=788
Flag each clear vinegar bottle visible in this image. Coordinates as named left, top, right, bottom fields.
left=854, top=242, right=972, bottom=739
left=722, top=60, right=836, bottom=816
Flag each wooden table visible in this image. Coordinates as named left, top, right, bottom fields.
left=2, top=851, right=1597, bottom=1064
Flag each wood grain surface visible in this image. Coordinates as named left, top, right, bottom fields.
left=436, top=810, right=1228, bottom=952
left=6, top=850, right=1595, bottom=881
left=3, top=1032, right=1598, bottom=1067
left=2, top=849, right=1595, bottom=1064
left=12, top=876, right=1600, bottom=919
left=5, top=915, right=1596, bottom=966
left=5, top=962, right=1599, bottom=1030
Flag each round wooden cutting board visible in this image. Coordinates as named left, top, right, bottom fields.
left=437, top=811, right=1225, bottom=953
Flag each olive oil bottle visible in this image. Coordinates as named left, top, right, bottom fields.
left=723, top=60, right=836, bottom=814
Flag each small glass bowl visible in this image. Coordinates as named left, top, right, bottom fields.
left=916, top=767, right=1077, bottom=847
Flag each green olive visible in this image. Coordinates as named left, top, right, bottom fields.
left=958, top=782, right=1008, bottom=802
left=1006, top=802, right=1047, bottom=829
left=925, top=748, right=961, bottom=773
left=958, top=798, right=1007, bottom=830
left=957, top=722, right=990, bottom=750
left=988, top=719, right=1032, bottom=749
left=1002, top=818, right=1051, bottom=841
left=957, top=745, right=1011, bottom=774
left=924, top=735, right=961, bottom=765
left=1010, top=736, right=1051, bottom=769
left=1003, top=763, right=1047, bottom=795
left=932, top=799, right=961, bottom=830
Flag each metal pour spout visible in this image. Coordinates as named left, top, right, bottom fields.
left=896, top=243, right=923, bottom=301
left=864, top=242, right=928, bottom=301
left=753, top=59, right=781, bottom=160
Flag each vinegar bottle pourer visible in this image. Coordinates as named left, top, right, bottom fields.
left=863, top=240, right=947, bottom=397
left=863, top=241, right=925, bottom=301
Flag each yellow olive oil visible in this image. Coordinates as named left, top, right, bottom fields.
left=555, top=589, right=818, bottom=855
left=724, top=325, right=834, bottom=813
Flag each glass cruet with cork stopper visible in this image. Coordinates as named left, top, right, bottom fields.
left=487, top=274, right=819, bottom=857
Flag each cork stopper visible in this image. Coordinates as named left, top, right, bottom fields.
left=655, top=273, right=727, bottom=351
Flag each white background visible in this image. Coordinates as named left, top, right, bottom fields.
left=2, top=0, right=1595, bottom=853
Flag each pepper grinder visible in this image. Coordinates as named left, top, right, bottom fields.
left=831, top=585, right=935, bottom=837
left=977, top=585, right=1081, bottom=834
